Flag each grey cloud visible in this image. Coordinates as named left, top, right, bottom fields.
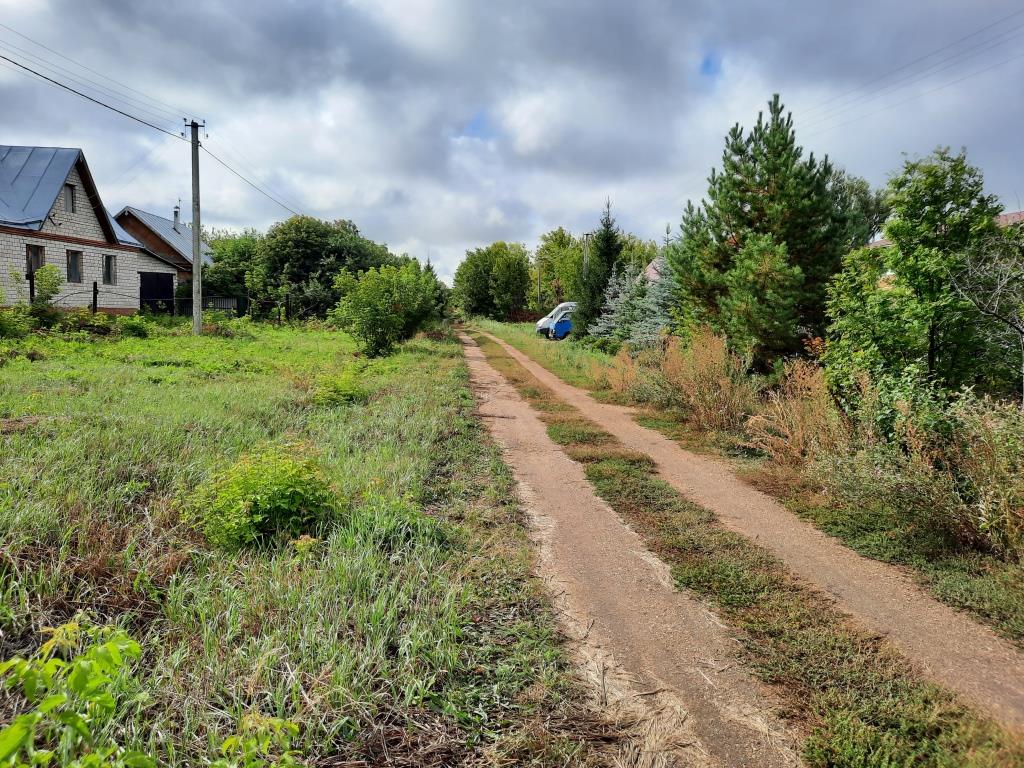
left=1, top=0, right=1021, bottom=283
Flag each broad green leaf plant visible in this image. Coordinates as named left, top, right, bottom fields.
left=0, top=617, right=152, bottom=768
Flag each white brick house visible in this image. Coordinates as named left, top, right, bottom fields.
left=0, top=146, right=178, bottom=313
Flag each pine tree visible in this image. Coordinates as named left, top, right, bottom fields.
left=666, top=94, right=871, bottom=369
left=575, top=200, right=623, bottom=335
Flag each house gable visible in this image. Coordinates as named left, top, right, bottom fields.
left=115, top=210, right=193, bottom=276
left=0, top=147, right=118, bottom=245
left=40, top=163, right=111, bottom=242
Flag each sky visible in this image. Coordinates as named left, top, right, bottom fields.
left=1, top=0, right=1023, bottom=283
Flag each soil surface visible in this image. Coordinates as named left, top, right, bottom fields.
left=478, top=330, right=1024, bottom=732
left=462, top=334, right=800, bottom=767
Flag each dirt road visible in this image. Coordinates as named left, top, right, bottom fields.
left=462, top=334, right=800, bottom=767
left=477, top=330, right=1024, bottom=732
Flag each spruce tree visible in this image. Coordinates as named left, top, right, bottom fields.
left=666, top=94, right=869, bottom=369
left=628, top=256, right=677, bottom=348
left=575, top=201, right=623, bottom=335
left=588, top=261, right=646, bottom=339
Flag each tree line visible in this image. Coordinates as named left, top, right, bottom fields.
left=454, top=94, right=1024, bottom=402
left=199, top=215, right=447, bottom=355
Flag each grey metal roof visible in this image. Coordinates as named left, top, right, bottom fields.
left=0, top=146, right=81, bottom=229
left=106, top=210, right=141, bottom=247
left=117, top=205, right=213, bottom=266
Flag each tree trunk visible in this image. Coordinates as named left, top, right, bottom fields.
left=928, top=319, right=937, bottom=378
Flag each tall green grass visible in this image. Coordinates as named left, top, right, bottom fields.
left=0, top=327, right=606, bottom=764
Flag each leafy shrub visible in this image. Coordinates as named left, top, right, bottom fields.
left=116, top=315, right=151, bottom=338
left=943, top=396, right=1024, bottom=559
left=211, top=713, right=303, bottom=768
left=56, top=309, right=116, bottom=336
left=31, top=264, right=63, bottom=305
left=0, top=617, right=154, bottom=768
left=188, top=445, right=343, bottom=551
left=329, top=261, right=442, bottom=356
left=0, top=307, right=30, bottom=339
left=313, top=366, right=368, bottom=406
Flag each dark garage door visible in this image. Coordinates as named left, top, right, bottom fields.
left=139, top=272, right=174, bottom=313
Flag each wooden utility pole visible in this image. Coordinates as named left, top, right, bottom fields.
left=190, top=120, right=203, bottom=335
left=536, top=254, right=542, bottom=309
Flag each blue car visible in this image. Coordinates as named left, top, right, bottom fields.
left=535, top=302, right=577, bottom=340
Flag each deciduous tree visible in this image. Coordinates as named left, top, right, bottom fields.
left=825, top=148, right=1005, bottom=394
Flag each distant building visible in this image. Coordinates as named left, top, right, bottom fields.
left=866, top=210, right=1024, bottom=249
left=0, top=145, right=178, bottom=313
left=114, top=205, right=212, bottom=286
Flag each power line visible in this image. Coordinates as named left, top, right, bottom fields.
left=802, top=24, right=1024, bottom=130
left=0, top=36, right=181, bottom=128
left=0, top=20, right=191, bottom=118
left=0, top=52, right=186, bottom=140
left=802, top=6, right=1024, bottom=117
left=105, top=135, right=181, bottom=198
left=201, top=145, right=302, bottom=216
left=805, top=48, right=1024, bottom=139
left=205, top=135, right=308, bottom=215
left=0, top=50, right=305, bottom=217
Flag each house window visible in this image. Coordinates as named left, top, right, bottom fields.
left=102, top=254, right=117, bottom=285
left=64, top=184, right=76, bottom=213
left=25, top=244, right=44, bottom=274
left=66, top=250, right=83, bottom=283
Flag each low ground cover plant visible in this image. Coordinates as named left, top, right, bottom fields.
left=186, top=445, right=343, bottom=551
left=0, top=618, right=152, bottom=768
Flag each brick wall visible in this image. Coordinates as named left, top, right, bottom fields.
left=40, top=166, right=107, bottom=241
left=0, top=231, right=177, bottom=311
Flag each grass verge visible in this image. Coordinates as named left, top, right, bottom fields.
left=0, top=325, right=621, bottom=765
left=468, top=329, right=1024, bottom=767
left=479, top=321, right=1024, bottom=649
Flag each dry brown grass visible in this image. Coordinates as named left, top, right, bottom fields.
left=658, top=331, right=758, bottom=432
left=745, top=360, right=850, bottom=466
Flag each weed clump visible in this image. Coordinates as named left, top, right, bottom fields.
left=313, top=366, right=369, bottom=406
left=188, top=445, right=343, bottom=551
left=116, top=314, right=152, bottom=338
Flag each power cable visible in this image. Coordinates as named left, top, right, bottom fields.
left=0, top=51, right=305, bottom=216
left=0, top=52, right=186, bottom=140
left=802, top=6, right=1024, bottom=117
left=805, top=48, right=1024, bottom=139
left=0, top=20, right=191, bottom=118
left=0, top=37, right=181, bottom=128
left=802, top=25, right=1024, bottom=131
left=205, top=135, right=308, bottom=215
left=201, top=146, right=303, bottom=216
left=802, top=23, right=1024, bottom=130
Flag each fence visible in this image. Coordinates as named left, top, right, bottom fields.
left=47, top=281, right=240, bottom=316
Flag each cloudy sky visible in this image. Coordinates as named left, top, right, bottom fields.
left=2, top=0, right=1022, bottom=281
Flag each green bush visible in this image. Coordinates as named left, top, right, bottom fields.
left=116, top=315, right=151, bottom=338
left=0, top=618, right=154, bottom=768
left=188, top=446, right=343, bottom=551
left=329, top=261, right=443, bottom=356
left=313, top=366, right=368, bottom=406
left=56, top=309, right=116, bottom=336
left=0, top=306, right=30, bottom=339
